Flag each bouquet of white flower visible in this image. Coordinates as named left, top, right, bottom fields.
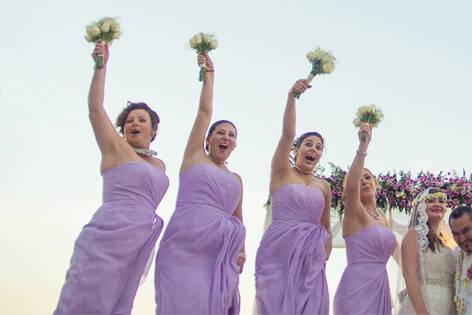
left=189, top=32, right=218, bottom=81
left=353, top=104, right=384, bottom=141
left=294, top=48, right=336, bottom=98
left=84, top=17, right=121, bottom=69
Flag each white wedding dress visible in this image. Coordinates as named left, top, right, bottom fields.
left=398, top=246, right=456, bottom=315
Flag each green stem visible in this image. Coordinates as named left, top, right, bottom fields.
left=94, top=54, right=104, bottom=70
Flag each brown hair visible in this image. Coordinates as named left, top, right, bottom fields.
left=116, top=101, right=160, bottom=141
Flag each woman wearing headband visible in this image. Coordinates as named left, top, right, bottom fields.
left=397, top=188, right=456, bottom=315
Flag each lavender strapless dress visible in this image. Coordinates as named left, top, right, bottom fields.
left=54, top=161, right=169, bottom=315
left=155, top=163, right=245, bottom=315
left=255, top=184, right=329, bottom=315
left=334, top=224, right=396, bottom=315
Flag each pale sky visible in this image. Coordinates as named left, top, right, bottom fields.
left=1, top=0, right=471, bottom=314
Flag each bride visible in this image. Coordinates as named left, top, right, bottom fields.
left=397, top=187, right=456, bottom=315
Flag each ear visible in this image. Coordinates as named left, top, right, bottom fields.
left=205, top=136, right=211, bottom=151
left=293, top=149, right=299, bottom=163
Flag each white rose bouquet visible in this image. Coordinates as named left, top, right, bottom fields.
left=294, top=48, right=336, bottom=98
left=189, top=32, right=218, bottom=81
left=84, top=17, right=121, bottom=69
left=353, top=104, right=384, bottom=141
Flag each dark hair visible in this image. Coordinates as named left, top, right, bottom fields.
left=205, top=120, right=237, bottom=151
left=293, top=131, right=324, bottom=148
left=450, top=206, right=472, bottom=224
left=116, top=101, right=160, bottom=141
left=290, top=131, right=324, bottom=165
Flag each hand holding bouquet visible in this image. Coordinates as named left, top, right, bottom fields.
left=189, top=32, right=218, bottom=81
left=353, top=104, right=384, bottom=142
left=84, top=17, right=121, bottom=69
left=293, top=48, right=336, bottom=98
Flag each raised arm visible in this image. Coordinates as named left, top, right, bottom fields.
left=343, top=123, right=372, bottom=218
left=401, top=229, right=430, bottom=315
left=271, top=80, right=311, bottom=180
left=181, top=53, right=215, bottom=171
left=88, top=42, right=123, bottom=159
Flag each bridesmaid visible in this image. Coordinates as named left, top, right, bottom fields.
left=255, top=79, right=332, bottom=315
left=333, top=123, right=397, bottom=315
left=54, top=42, right=169, bottom=314
left=154, top=53, right=245, bottom=314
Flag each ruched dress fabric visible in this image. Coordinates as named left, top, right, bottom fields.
left=55, top=161, right=169, bottom=315
left=334, top=224, right=397, bottom=315
left=155, top=163, right=245, bottom=315
left=255, top=184, right=329, bottom=315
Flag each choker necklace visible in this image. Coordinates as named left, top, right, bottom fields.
left=292, top=165, right=315, bottom=177
left=364, top=206, right=380, bottom=221
left=208, top=154, right=227, bottom=165
left=133, top=147, right=157, bottom=157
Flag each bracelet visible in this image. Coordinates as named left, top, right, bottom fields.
left=205, top=69, right=215, bottom=72
left=356, top=149, right=368, bottom=157
left=237, top=252, right=246, bottom=260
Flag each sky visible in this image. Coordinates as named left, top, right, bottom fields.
left=1, top=0, right=471, bottom=314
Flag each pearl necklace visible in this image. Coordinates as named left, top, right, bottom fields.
left=133, top=147, right=157, bottom=157
left=292, top=165, right=315, bottom=178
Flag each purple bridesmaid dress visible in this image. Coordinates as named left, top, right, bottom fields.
left=255, top=184, right=329, bottom=315
left=155, top=163, right=245, bottom=315
left=54, top=161, right=169, bottom=315
left=333, top=224, right=396, bottom=315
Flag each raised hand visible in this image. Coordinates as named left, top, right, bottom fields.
left=91, top=41, right=109, bottom=69
left=197, top=52, right=214, bottom=71
left=358, top=122, right=372, bottom=145
left=291, top=79, right=312, bottom=98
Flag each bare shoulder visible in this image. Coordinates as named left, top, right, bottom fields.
left=402, top=228, right=419, bottom=246
left=316, top=177, right=331, bottom=195
left=149, top=157, right=166, bottom=172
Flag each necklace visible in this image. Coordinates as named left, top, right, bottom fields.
left=133, top=147, right=157, bottom=157
left=292, top=165, right=315, bottom=177
left=364, top=206, right=380, bottom=221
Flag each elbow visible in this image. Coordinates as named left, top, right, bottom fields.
left=88, top=107, right=104, bottom=121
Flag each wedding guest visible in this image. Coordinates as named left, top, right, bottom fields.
left=154, top=53, right=245, bottom=314
left=54, top=41, right=169, bottom=314
left=334, top=123, right=397, bottom=315
left=450, top=205, right=472, bottom=314
left=397, top=188, right=456, bottom=315
left=255, top=79, right=332, bottom=314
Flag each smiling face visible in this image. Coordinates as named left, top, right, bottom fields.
left=294, top=135, right=323, bottom=173
left=424, top=194, right=447, bottom=223
left=206, top=122, right=237, bottom=162
left=450, top=207, right=472, bottom=254
left=359, top=168, right=378, bottom=201
left=123, top=109, right=155, bottom=148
